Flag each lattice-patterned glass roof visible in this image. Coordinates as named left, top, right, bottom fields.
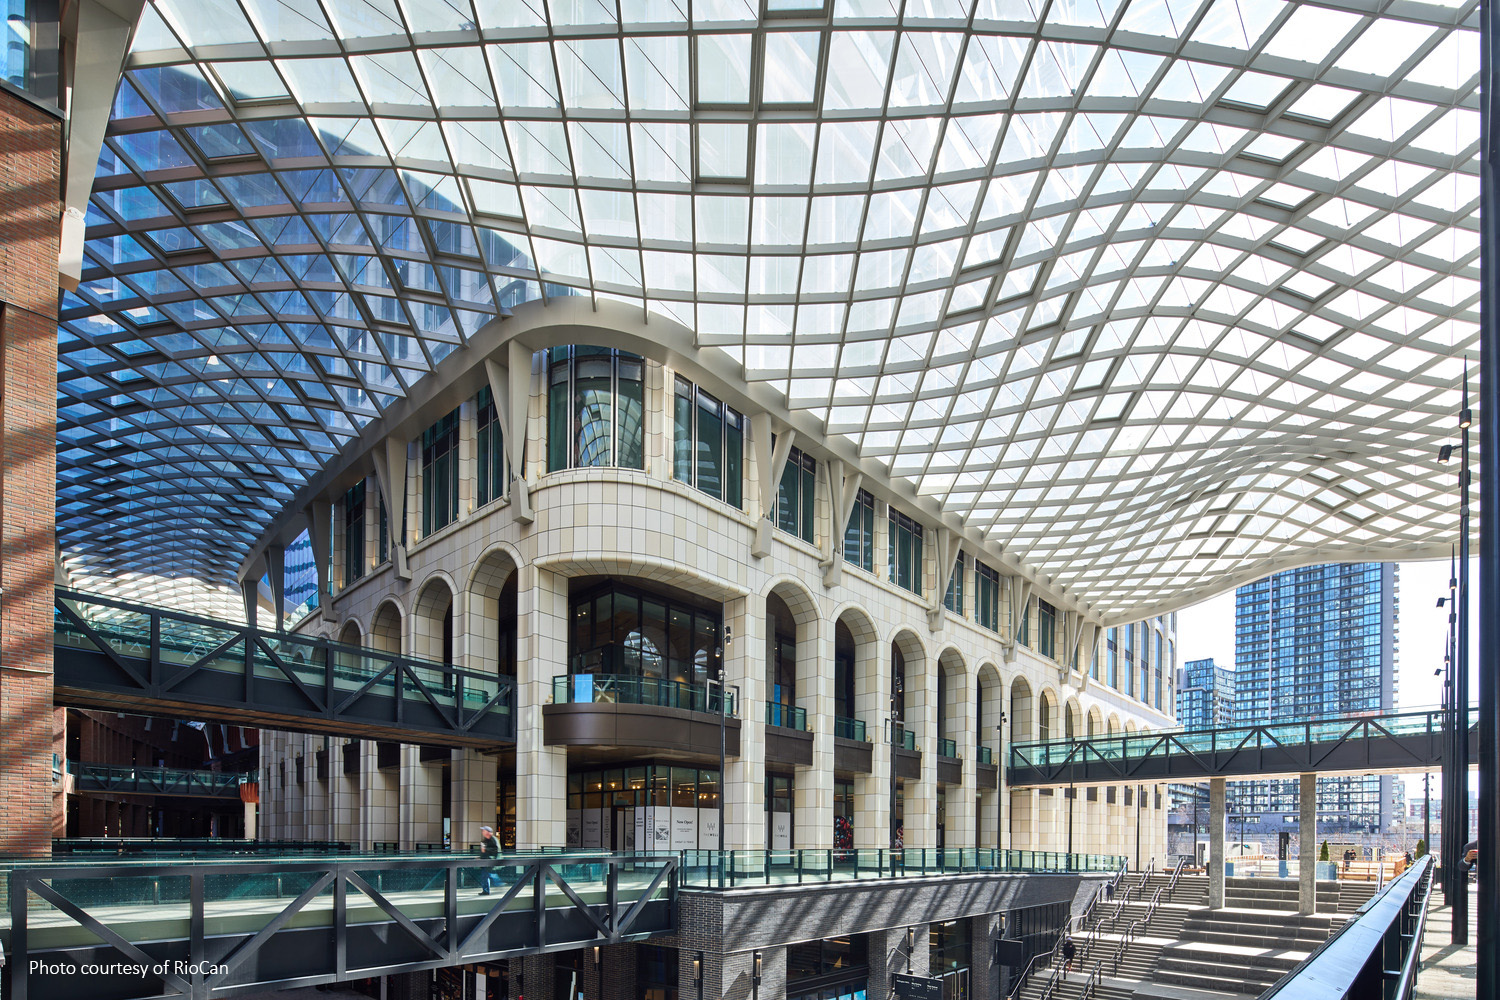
left=60, top=0, right=1480, bottom=621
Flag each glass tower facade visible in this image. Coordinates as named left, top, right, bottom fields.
left=1170, top=658, right=1234, bottom=813
left=1231, top=563, right=1399, bottom=836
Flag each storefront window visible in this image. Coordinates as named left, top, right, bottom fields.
left=768, top=773, right=794, bottom=849
left=566, top=762, right=719, bottom=850
left=568, top=581, right=722, bottom=691
left=929, top=920, right=971, bottom=1000
left=834, top=780, right=854, bottom=850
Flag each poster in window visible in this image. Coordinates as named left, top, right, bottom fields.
left=671, top=807, right=698, bottom=850
left=635, top=807, right=647, bottom=851
left=699, top=808, right=719, bottom=850
left=573, top=674, right=594, bottom=703
left=620, top=807, right=635, bottom=851
left=652, top=808, right=672, bottom=849
left=582, top=809, right=602, bottom=848
left=601, top=807, right=613, bottom=849
left=566, top=809, right=581, bottom=848
left=771, top=811, right=792, bottom=850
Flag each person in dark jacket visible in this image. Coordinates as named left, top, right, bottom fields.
left=1062, top=936, right=1077, bottom=973
left=477, top=825, right=499, bottom=894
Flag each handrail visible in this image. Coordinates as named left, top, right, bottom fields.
left=1112, top=918, right=1145, bottom=976
left=1258, top=856, right=1434, bottom=1000
left=1037, top=959, right=1065, bottom=1000
left=1167, top=854, right=1188, bottom=896
left=1081, top=960, right=1103, bottom=1000
left=1006, top=940, right=1059, bottom=1000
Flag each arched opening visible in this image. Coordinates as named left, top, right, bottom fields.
left=766, top=591, right=799, bottom=726
left=1039, top=691, right=1057, bottom=743
left=890, top=629, right=929, bottom=849
left=1065, top=698, right=1081, bottom=741
left=370, top=602, right=402, bottom=655
left=339, top=621, right=361, bottom=647
left=467, top=548, right=519, bottom=676
left=1009, top=677, right=1034, bottom=744
left=412, top=578, right=455, bottom=665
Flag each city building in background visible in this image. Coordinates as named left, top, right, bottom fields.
left=1168, top=658, right=1235, bottom=820
left=1231, top=564, right=1400, bottom=842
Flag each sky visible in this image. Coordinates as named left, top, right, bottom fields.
left=1173, top=557, right=1481, bottom=715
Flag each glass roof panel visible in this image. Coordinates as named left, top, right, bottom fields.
left=58, top=0, right=1479, bottom=620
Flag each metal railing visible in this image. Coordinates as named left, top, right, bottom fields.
left=551, top=673, right=737, bottom=717
left=1081, top=960, right=1103, bottom=1000
left=1011, top=708, right=1479, bottom=785
left=978, top=745, right=994, bottom=765
left=5, top=851, right=679, bottom=1000
left=50, top=838, right=354, bottom=857
left=53, top=590, right=514, bottom=745
left=834, top=716, right=867, bottom=741
left=677, top=848, right=1125, bottom=889
left=766, top=702, right=808, bottom=730
left=892, top=726, right=917, bottom=751
left=67, top=761, right=254, bottom=798
left=1006, top=940, right=1059, bottom=1000
left=1258, top=855, right=1434, bottom=1000
left=938, top=738, right=959, bottom=759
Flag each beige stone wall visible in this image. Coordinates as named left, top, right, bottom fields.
left=267, top=355, right=1176, bottom=857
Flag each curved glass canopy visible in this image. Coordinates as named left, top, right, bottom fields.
left=59, top=0, right=1480, bottom=620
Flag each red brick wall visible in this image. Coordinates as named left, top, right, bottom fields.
left=0, top=88, right=61, bottom=857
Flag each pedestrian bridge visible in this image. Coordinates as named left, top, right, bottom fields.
left=53, top=590, right=513, bottom=748
left=1007, top=709, right=1479, bottom=787
left=2, top=852, right=677, bottom=1000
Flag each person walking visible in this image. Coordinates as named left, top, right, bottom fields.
left=1062, top=935, right=1077, bottom=974
left=477, top=825, right=499, bottom=895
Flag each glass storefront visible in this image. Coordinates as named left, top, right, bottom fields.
left=929, top=921, right=970, bottom=1000
left=768, top=773, right=794, bottom=849
left=834, top=780, right=854, bottom=850
left=566, top=763, right=720, bottom=851
left=788, top=935, right=868, bottom=1000
left=569, top=581, right=723, bottom=691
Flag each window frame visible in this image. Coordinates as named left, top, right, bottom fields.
left=672, top=375, right=745, bottom=509
left=476, top=385, right=506, bottom=507
left=844, top=488, right=876, bottom=571
left=420, top=407, right=460, bottom=538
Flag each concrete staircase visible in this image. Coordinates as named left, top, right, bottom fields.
left=1224, top=876, right=1341, bottom=912
left=1149, top=907, right=1343, bottom=994
left=1014, top=872, right=1366, bottom=1000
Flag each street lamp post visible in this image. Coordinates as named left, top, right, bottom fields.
left=1455, top=370, right=1473, bottom=945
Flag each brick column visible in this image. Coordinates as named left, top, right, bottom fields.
left=969, top=913, right=1001, bottom=1000
left=0, top=89, right=61, bottom=859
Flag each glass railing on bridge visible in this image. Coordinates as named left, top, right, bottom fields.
left=2, top=850, right=678, bottom=999
left=52, top=590, right=514, bottom=744
left=676, top=848, right=1124, bottom=889
left=1009, top=708, right=1475, bottom=777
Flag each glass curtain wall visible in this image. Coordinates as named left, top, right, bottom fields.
left=976, top=561, right=999, bottom=631
left=476, top=385, right=505, bottom=506
left=420, top=408, right=460, bottom=537
left=342, top=480, right=364, bottom=584
left=673, top=376, right=744, bottom=507
left=944, top=553, right=964, bottom=614
left=844, top=489, right=875, bottom=571
left=777, top=445, right=816, bottom=542
left=888, top=508, right=923, bottom=595
left=568, top=581, right=723, bottom=695
left=548, top=346, right=645, bottom=472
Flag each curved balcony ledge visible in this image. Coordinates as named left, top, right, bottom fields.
left=542, top=701, right=741, bottom=757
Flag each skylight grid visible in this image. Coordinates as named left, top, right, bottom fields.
left=57, top=0, right=1482, bottom=618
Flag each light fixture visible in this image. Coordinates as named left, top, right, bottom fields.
left=592, top=945, right=601, bottom=970
left=1439, top=444, right=1454, bottom=464
left=1438, top=597, right=1447, bottom=607
left=1459, top=408, right=1472, bottom=429
left=752, top=951, right=763, bottom=986
left=693, top=954, right=703, bottom=982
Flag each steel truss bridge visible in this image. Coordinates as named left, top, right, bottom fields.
left=1008, top=709, right=1480, bottom=788
left=67, top=763, right=254, bottom=800
left=3, top=852, right=677, bottom=1000
left=53, top=591, right=514, bottom=747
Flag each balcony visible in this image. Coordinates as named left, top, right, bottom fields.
left=765, top=702, right=812, bottom=768
left=936, top=738, right=962, bottom=785
left=938, top=738, right=958, bottom=759
left=544, top=673, right=741, bottom=757
left=834, top=715, right=871, bottom=774
left=834, top=716, right=866, bottom=741
left=765, top=702, right=807, bottom=731
left=891, top=724, right=920, bottom=780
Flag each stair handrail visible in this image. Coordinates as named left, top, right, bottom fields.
left=1007, top=939, right=1060, bottom=1000
left=1168, top=854, right=1188, bottom=895
left=1144, top=885, right=1166, bottom=925
left=1081, top=960, right=1103, bottom=1000
left=1112, top=917, right=1146, bottom=976
left=1037, top=959, right=1065, bottom=1000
